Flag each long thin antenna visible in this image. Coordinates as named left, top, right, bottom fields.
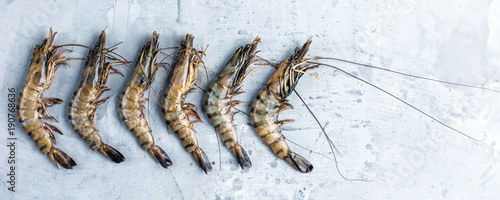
left=308, top=61, right=486, bottom=142
left=315, top=57, right=500, bottom=93
left=286, top=138, right=374, bottom=182
left=233, top=107, right=250, bottom=117
left=294, top=90, right=342, bottom=156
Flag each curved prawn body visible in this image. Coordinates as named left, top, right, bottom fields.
left=17, top=28, right=77, bottom=169
left=251, top=38, right=316, bottom=173
left=68, top=30, right=126, bottom=163
left=204, top=37, right=260, bottom=169
left=120, top=32, right=173, bottom=168
left=162, top=34, right=212, bottom=174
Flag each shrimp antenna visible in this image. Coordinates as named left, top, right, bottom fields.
left=238, top=59, right=273, bottom=84
left=232, top=107, right=250, bottom=117
left=106, top=41, right=123, bottom=52
left=52, top=49, right=85, bottom=70
left=57, top=38, right=131, bottom=71
left=195, top=85, right=208, bottom=93
left=286, top=138, right=375, bottom=182
left=54, top=43, right=95, bottom=51
left=193, top=45, right=214, bottom=86
left=106, top=50, right=133, bottom=69
left=158, top=50, right=178, bottom=71
left=307, top=61, right=486, bottom=142
left=294, top=91, right=343, bottom=156
left=314, top=57, right=500, bottom=93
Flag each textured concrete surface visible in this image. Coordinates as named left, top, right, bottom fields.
left=1, top=0, right=499, bottom=199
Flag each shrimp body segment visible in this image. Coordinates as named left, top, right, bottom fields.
left=204, top=37, right=260, bottom=169
left=68, top=30, right=126, bottom=163
left=17, top=28, right=77, bottom=169
left=120, top=32, right=173, bottom=168
left=162, top=34, right=212, bottom=174
left=250, top=38, right=316, bottom=173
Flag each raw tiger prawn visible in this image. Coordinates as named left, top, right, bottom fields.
left=205, top=37, right=261, bottom=169
left=251, top=37, right=494, bottom=175
left=161, top=34, right=212, bottom=174
left=120, top=32, right=173, bottom=168
left=17, top=28, right=77, bottom=169
left=68, top=30, right=128, bottom=163
left=251, top=38, right=316, bottom=173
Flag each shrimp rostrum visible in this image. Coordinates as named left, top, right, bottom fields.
left=68, top=30, right=126, bottom=163
left=120, top=32, right=173, bottom=168
left=17, top=28, right=77, bottom=169
left=251, top=38, right=316, bottom=173
left=162, top=34, right=212, bottom=174
left=205, top=37, right=260, bottom=169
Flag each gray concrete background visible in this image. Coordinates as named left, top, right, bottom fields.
left=1, top=0, right=499, bottom=199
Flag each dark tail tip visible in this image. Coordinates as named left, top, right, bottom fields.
left=101, top=144, right=126, bottom=163
left=52, top=148, right=77, bottom=170
left=192, top=148, right=212, bottom=174
left=284, top=151, right=313, bottom=173
left=232, top=144, right=252, bottom=169
left=151, top=145, right=173, bottom=168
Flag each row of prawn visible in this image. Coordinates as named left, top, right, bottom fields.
left=18, top=28, right=317, bottom=174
